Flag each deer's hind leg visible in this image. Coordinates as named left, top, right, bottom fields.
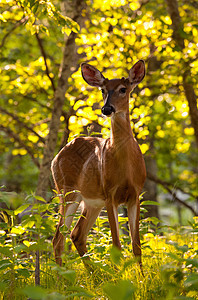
left=53, top=191, right=81, bottom=266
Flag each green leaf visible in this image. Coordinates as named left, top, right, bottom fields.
left=16, top=268, right=30, bottom=278
left=14, top=204, right=30, bottom=215
left=184, top=273, right=198, bottom=291
left=59, top=224, right=69, bottom=235
left=110, top=246, right=123, bottom=266
left=52, top=264, right=76, bottom=283
left=29, top=0, right=35, bottom=9
left=143, top=217, right=161, bottom=225
left=166, top=252, right=183, bottom=262
left=0, top=191, right=19, bottom=208
left=103, top=280, right=136, bottom=300
left=174, top=244, right=189, bottom=253
left=14, top=244, right=27, bottom=253
left=0, top=208, right=14, bottom=216
left=186, top=258, right=198, bottom=268
left=34, top=195, right=46, bottom=203
left=66, top=286, right=95, bottom=298
left=20, top=285, right=48, bottom=299
left=11, top=226, right=25, bottom=235
left=0, top=246, right=11, bottom=257
left=39, top=24, right=49, bottom=36
left=32, top=2, right=39, bottom=14
left=141, top=201, right=160, bottom=206
left=0, top=259, right=12, bottom=271
left=22, top=220, right=35, bottom=228
left=166, top=241, right=189, bottom=253
left=59, top=270, right=76, bottom=283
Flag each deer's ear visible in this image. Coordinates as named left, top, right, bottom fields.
left=129, top=60, right=145, bottom=85
left=81, top=63, right=105, bottom=87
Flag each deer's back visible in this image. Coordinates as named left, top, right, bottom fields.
left=51, top=136, right=106, bottom=199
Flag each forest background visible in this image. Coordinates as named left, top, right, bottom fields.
left=1, top=0, right=197, bottom=222
left=0, top=0, right=198, bottom=298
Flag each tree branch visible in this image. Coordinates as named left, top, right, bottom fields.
left=0, top=16, right=28, bottom=49
left=35, top=33, right=56, bottom=92
left=147, top=171, right=196, bottom=199
left=0, top=107, right=45, bottom=143
left=25, top=95, right=52, bottom=111
left=147, top=171, right=197, bottom=215
left=0, top=125, right=40, bottom=168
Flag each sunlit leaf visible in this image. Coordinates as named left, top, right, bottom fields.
left=141, top=201, right=160, bottom=206
left=14, top=204, right=30, bottom=215
left=103, top=279, right=136, bottom=300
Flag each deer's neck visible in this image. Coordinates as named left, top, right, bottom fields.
left=110, top=111, right=135, bottom=150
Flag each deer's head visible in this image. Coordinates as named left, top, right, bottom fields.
left=81, top=60, right=145, bottom=116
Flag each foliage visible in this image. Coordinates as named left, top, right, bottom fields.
left=0, top=191, right=198, bottom=299
left=1, top=0, right=197, bottom=219
left=1, top=0, right=198, bottom=297
left=1, top=0, right=80, bottom=35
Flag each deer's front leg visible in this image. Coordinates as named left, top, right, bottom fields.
left=70, top=204, right=102, bottom=257
left=106, top=200, right=121, bottom=250
left=127, top=199, right=142, bottom=263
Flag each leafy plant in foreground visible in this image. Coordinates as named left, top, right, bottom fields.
left=160, top=218, right=198, bottom=299
left=0, top=190, right=198, bottom=299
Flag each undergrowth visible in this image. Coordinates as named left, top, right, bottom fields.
left=0, top=190, right=198, bottom=299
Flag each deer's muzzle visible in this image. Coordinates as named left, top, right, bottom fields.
left=102, top=90, right=115, bottom=116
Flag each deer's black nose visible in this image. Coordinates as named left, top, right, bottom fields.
left=102, top=105, right=115, bottom=116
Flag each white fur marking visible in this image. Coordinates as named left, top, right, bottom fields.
left=116, top=84, right=126, bottom=92
left=82, top=197, right=105, bottom=208
left=128, top=204, right=137, bottom=235
left=64, top=196, right=81, bottom=228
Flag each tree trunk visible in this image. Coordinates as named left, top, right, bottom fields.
left=35, top=0, right=86, bottom=198
left=34, top=0, right=87, bottom=286
left=165, top=0, right=198, bottom=147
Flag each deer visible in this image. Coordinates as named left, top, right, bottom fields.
left=51, top=59, right=146, bottom=271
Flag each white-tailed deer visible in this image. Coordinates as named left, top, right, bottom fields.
left=52, top=60, right=146, bottom=269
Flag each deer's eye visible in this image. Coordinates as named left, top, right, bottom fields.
left=101, top=89, right=105, bottom=94
left=119, top=87, right=126, bottom=94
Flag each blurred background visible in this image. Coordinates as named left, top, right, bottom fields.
left=0, top=0, right=198, bottom=226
